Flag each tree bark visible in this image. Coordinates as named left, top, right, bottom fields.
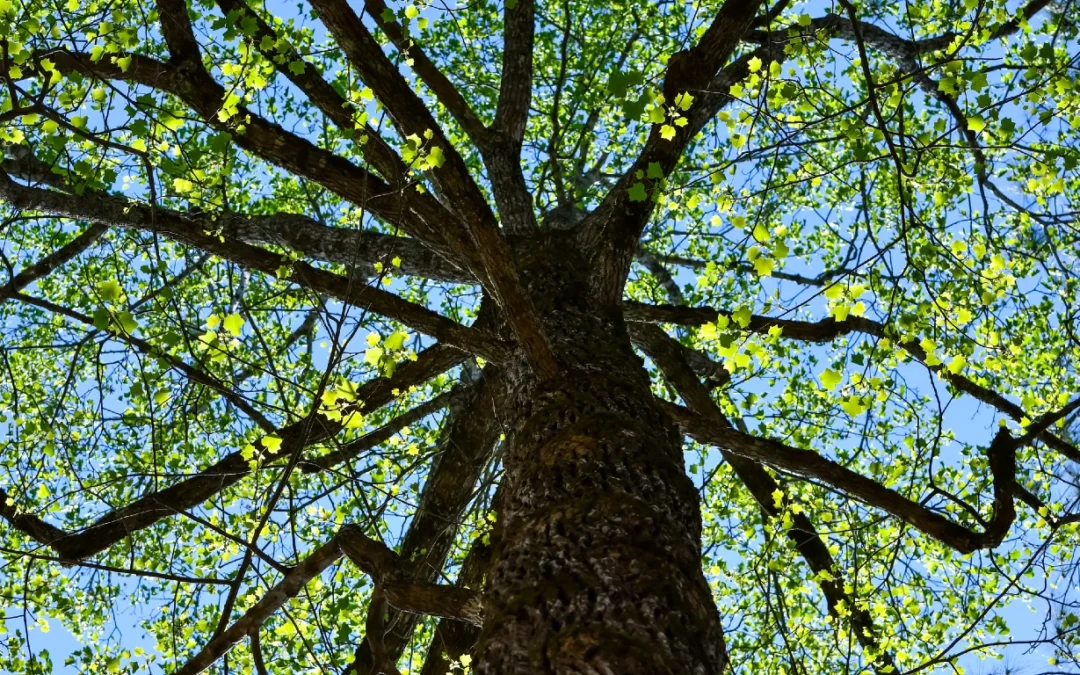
left=474, top=233, right=725, bottom=674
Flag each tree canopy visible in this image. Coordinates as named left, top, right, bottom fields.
left=1, top=0, right=1079, bottom=673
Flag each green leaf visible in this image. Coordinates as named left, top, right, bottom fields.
left=96, top=280, right=122, bottom=302
left=628, top=182, right=648, bottom=202
left=732, top=307, right=752, bottom=328
left=223, top=313, right=244, bottom=337
left=261, top=433, right=284, bottom=453
left=384, top=331, right=408, bottom=351
left=820, top=368, right=843, bottom=390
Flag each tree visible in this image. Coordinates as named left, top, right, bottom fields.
left=0, top=0, right=1078, bottom=672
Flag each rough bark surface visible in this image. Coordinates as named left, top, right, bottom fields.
left=474, top=232, right=725, bottom=674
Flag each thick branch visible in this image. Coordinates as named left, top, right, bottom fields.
left=308, top=0, right=557, bottom=380
left=0, top=175, right=508, bottom=361
left=577, top=0, right=765, bottom=303
left=345, top=368, right=505, bottom=673
left=173, top=536, right=345, bottom=675
left=625, top=301, right=1080, bottom=461
left=420, top=537, right=492, bottom=675
left=0, top=148, right=471, bottom=284
left=20, top=48, right=457, bottom=261
left=0, top=344, right=466, bottom=560
left=662, top=401, right=1016, bottom=554
left=631, top=323, right=895, bottom=672
left=363, top=0, right=487, bottom=143
left=173, top=524, right=480, bottom=675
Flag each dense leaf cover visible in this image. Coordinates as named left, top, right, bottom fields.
left=0, top=0, right=1079, bottom=673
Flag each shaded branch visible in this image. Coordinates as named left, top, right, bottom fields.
left=308, top=0, right=558, bottom=380
left=578, top=0, right=767, bottom=303
left=345, top=368, right=506, bottom=673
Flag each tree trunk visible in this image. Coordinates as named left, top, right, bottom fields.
left=474, top=233, right=725, bottom=674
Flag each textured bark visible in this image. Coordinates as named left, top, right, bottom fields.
left=474, top=233, right=725, bottom=674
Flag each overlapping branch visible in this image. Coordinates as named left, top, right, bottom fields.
left=0, top=148, right=472, bottom=284
left=661, top=398, right=1017, bottom=554
left=0, top=175, right=508, bottom=361
left=308, top=0, right=558, bottom=380
left=577, top=0, right=766, bottom=303
left=345, top=368, right=505, bottom=673
left=16, top=47, right=456, bottom=262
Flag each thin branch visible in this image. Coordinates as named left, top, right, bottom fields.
left=0, top=222, right=109, bottom=302
left=300, top=387, right=463, bottom=473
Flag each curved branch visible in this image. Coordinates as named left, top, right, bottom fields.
left=625, top=301, right=1080, bottom=462
left=662, top=400, right=1016, bottom=554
